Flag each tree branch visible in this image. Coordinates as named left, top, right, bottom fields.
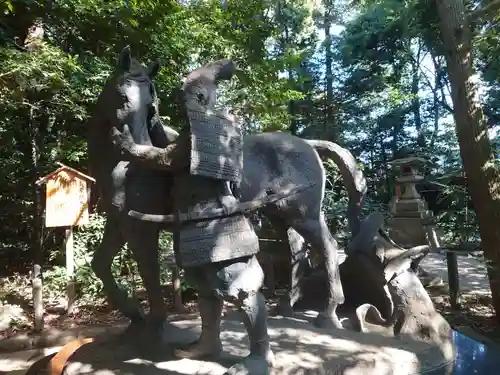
left=431, top=54, right=454, bottom=113
left=0, top=67, right=21, bottom=78
left=468, top=0, right=500, bottom=23
left=417, top=57, right=454, bottom=114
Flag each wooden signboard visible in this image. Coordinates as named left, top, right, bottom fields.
left=36, top=162, right=95, bottom=226
left=35, top=162, right=96, bottom=319
left=45, top=170, right=90, bottom=228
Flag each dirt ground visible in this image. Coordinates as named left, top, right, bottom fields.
left=0, top=299, right=195, bottom=341
left=427, top=286, right=499, bottom=343
left=1, top=285, right=499, bottom=345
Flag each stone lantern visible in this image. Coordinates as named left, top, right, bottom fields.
left=387, top=155, right=439, bottom=248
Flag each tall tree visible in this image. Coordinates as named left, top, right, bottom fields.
left=436, top=0, right=500, bottom=320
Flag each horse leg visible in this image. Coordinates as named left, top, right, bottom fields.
left=91, top=216, right=144, bottom=324
left=287, top=228, right=310, bottom=310
left=290, top=212, right=344, bottom=329
left=126, top=223, right=168, bottom=342
left=347, top=198, right=364, bottom=238
left=271, top=219, right=308, bottom=317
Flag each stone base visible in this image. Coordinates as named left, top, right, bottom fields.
left=61, top=313, right=455, bottom=375
left=387, top=216, right=428, bottom=247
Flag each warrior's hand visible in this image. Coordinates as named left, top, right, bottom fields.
left=111, top=124, right=190, bottom=171
left=111, top=125, right=136, bottom=159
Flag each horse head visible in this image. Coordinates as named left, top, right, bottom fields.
left=89, top=45, right=161, bottom=149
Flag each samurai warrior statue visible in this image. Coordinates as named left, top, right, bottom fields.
left=111, top=60, right=274, bottom=374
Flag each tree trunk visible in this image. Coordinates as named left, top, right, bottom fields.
left=23, top=19, right=45, bottom=268
left=436, top=0, right=500, bottom=322
left=24, top=21, right=45, bottom=331
left=380, top=137, right=391, bottom=200
left=284, top=24, right=298, bottom=135
left=429, top=59, right=440, bottom=149
left=410, top=44, right=424, bottom=148
left=28, top=107, right=44, bottom=268
left=324, top=12, right=336, bottom=141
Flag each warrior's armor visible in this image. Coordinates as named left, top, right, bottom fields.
left=173, top=102, right=259, bottom=268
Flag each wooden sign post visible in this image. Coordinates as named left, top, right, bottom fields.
left=36, top=162, right=95, bottom=318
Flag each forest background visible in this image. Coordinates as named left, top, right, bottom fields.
left=0, top=0, right=499, bottom=328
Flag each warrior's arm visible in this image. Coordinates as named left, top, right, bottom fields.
left=111, top=124, right=190, bottom=172
left=148, top=116, right=179, bottom=148
left=161, top=124, right=180, bottom=142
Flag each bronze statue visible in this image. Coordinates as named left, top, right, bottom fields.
left=23, top=47, right=456, bottom=375
left=340, top=212, right=452, bottom=353
left=86, top=46, right=367, bottom=340
left=112, top=59, right=276, bottom=374
left=86, top=46, right=174, bottom=337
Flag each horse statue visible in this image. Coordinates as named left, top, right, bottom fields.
left=85, top=46, right=367, bottom=339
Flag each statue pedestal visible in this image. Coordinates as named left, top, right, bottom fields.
left=61, top=313, right=455, bottom=375
left=387, top=215, right=430, bottom=248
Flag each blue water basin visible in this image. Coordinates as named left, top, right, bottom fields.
left=450, top=329, right=500, bottom=374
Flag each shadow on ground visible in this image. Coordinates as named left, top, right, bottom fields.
left=46, top=312, right=455, bottom=375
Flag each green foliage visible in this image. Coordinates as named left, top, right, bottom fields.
left=41, top=213, right=175, bottom=303
left=0, top=0, right=312, bottom=276
left=1, top=0, right=496, bottom=306
left=43, top=214, right=122, bottom=302
left=0, top=41, right=110, bottom=263
left=323, top=159, right=350, bottom=238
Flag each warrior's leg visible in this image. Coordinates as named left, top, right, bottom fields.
left=173, top=267, right=223, bottom=359
left=236, top=291, right=275, bottom=369
left=208, top=256, right=275, bottom=375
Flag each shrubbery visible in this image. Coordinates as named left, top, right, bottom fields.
left=1, top=213, right=175, bottom=308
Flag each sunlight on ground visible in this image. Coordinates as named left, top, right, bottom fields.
left=420, top=253, right=491, bottom=295
left=0, top=346, right=61, bottom=372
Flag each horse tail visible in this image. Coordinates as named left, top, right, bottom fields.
left=305, top=140, right=367, bottom=236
